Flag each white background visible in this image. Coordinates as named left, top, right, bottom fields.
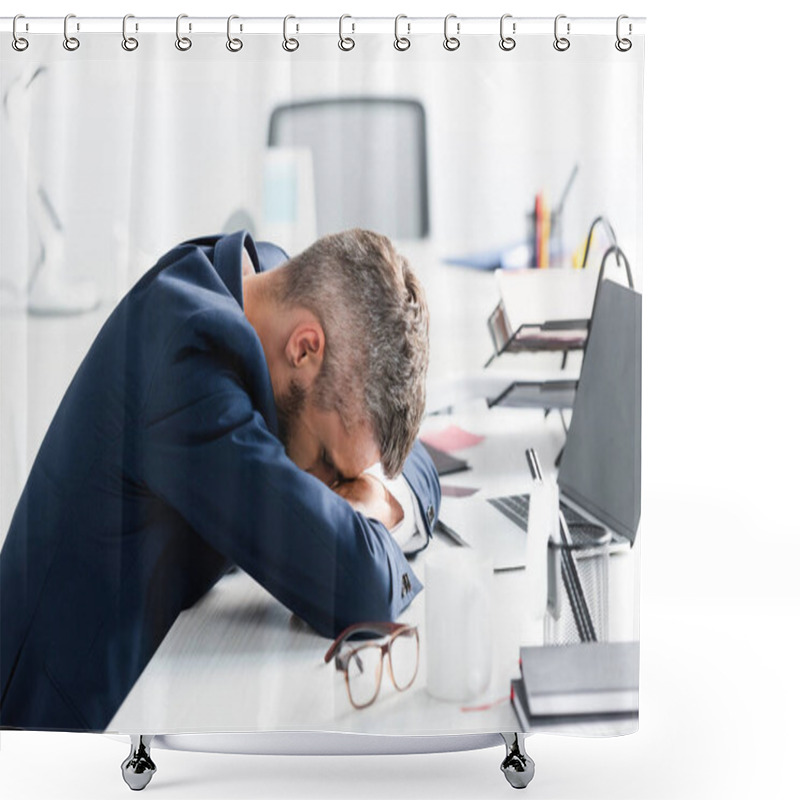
left=1, top=1, right=798, bottom=799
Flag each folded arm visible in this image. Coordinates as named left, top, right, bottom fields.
left=142, top=390, right=428, bottom=639
left=331, top=473, right=405, bottom=530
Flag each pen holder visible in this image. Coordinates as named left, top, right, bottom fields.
left=526, top=205, right=565, bottom=268
left=545, top=524, right=610, bottom=644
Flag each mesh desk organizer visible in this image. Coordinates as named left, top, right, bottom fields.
left=485, top=217, right=634, bottom=415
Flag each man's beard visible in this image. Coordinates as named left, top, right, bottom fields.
left=274, top=378, right=307, bottom=451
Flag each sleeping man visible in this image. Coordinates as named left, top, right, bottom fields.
left=0, top=228, right=440, bottom=732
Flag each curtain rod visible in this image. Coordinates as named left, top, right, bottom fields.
left=3, top=15, right=646, bottom=38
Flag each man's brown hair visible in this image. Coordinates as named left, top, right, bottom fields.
left=276, top=229, right=429, bottom=478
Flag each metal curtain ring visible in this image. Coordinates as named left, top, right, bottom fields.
left=553, top=14, right=570, bottom=51
left=338, top=14, right=355, bottom=51
left=12, top=14, right=29, bottom=51
left=443, top=14, right=460, bottom=51
left=63, top=13, right=80, bottom=51
left=282, top=15, right=299, bottom=51
left=615, top=14, right=632, bottom=51
left=226, top=15, right=243, bottom=52
left=499, top=13, right=516, bottom=51
left=122, top=14, right=139, bottom=51
left=176, top=14, right=192, bottom=51
left=394, top=14, right=411, bottom=51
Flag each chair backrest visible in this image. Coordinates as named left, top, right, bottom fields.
left=267, top=97, right=429, bottom=240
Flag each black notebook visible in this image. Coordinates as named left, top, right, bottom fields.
left=518, top=642, right=639, bottom=717
left=420, top=441, right=470, bottom=477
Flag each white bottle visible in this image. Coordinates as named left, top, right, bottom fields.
left=525, top=450, right=559, bottom=621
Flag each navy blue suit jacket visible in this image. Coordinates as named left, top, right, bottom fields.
left=0, top=231, right=439, bottom=732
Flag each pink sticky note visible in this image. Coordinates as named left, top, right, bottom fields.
left=441, top=485, right=479, bottom=499
left=421, top=425, right=485, bottom=453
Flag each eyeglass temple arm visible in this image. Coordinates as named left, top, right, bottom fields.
left=323, top=621, right=407, bottom=663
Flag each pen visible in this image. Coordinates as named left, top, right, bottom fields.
left=525, top=448, right=542, bottom=483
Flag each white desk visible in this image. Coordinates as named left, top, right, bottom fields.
left=108, top=401, right=638, bottom=738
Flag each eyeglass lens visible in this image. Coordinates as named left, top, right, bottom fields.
left=388, top=628, right=418, bottom=690
left=345, top=644, right=383, bottom=708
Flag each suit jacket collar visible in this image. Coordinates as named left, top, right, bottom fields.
left=212, top=230, right=261, bottom=309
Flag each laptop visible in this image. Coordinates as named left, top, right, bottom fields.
left=437, top=279, right=642, bottom=572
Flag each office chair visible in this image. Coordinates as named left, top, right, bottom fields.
left=267, top=97, right=429, bottom=241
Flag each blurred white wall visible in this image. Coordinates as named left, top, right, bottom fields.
left=1, top=33, right=642, bottom=304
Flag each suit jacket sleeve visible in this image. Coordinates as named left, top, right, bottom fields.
left=399, top=440, right=441, bottom=555
left=138, top=310, right=429, bottom=640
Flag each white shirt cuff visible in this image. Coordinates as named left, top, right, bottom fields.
left=365, top=464, right=426, bottom=555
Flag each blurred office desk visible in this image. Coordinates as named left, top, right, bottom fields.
left=108, top=401, right=636, bottom=738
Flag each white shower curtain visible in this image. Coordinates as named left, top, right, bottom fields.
left=1, top=17, right=644, bottom=742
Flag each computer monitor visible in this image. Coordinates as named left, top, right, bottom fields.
left=557, top=279, right=642, bottom=544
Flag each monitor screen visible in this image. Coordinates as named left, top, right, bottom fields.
left=558, top=280, right=642, bottom=543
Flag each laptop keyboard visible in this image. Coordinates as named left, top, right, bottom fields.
left=487, top=494, right=530, bottom=530
left=487, top=493, right=599, bottom=532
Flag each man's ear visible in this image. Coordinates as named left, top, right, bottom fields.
left=285, top=321, right=325, bottom=378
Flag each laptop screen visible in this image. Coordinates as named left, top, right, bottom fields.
left=558, top=280, right=641, bottom=544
